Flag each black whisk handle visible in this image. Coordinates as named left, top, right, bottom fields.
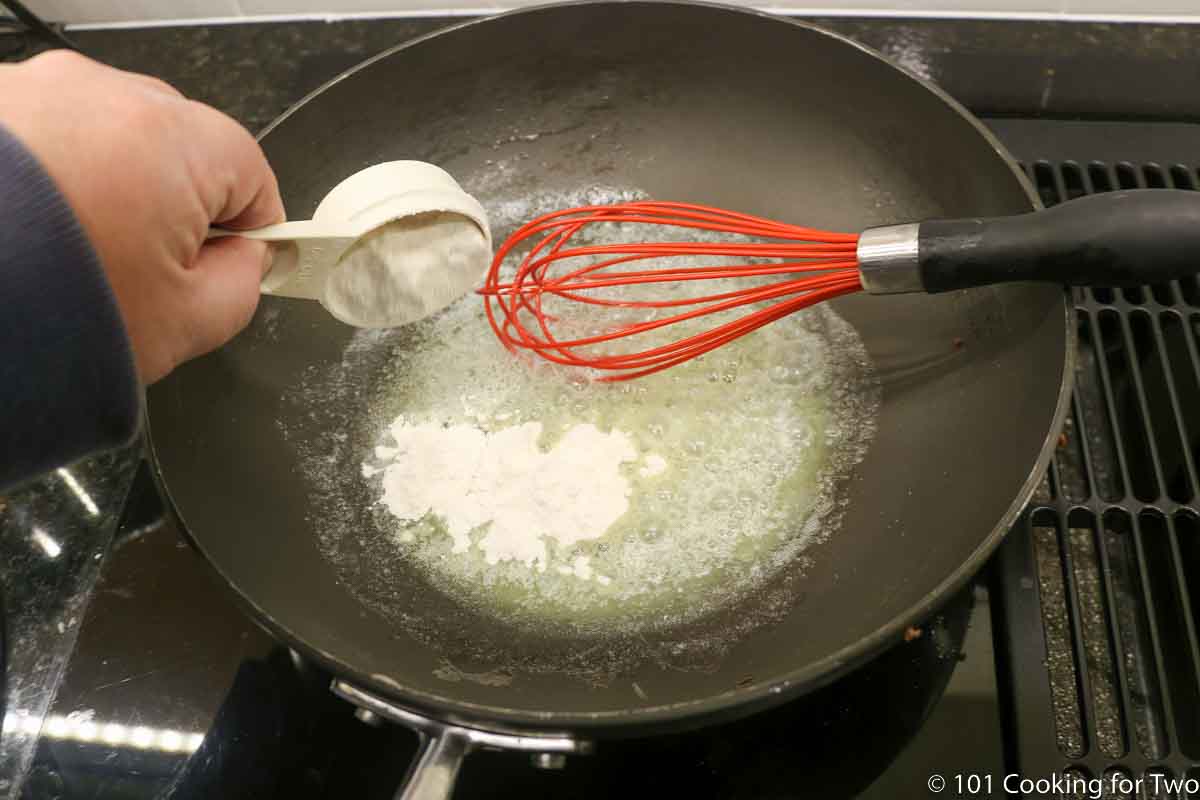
left=858, top=189, right=1200, bottom=294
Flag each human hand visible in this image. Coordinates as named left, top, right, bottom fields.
left=0, top=50, right=284, bottom=384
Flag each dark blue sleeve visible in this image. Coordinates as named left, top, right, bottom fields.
left=0, top=123, right=140, bottom=490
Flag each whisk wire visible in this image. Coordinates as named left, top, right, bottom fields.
left=480, top=201, right=862, bottom=380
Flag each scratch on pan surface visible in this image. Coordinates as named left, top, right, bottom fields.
left=1040, top=67, right=1056, bottom=109
left=433, top=661, right=516, bottom=687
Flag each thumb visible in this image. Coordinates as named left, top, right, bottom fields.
left=184, top=235, right=271, bottom=359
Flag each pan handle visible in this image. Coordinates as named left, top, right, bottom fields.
left=330, top=679, right=593, bottom=800
left=398, top=729, right=470, bottom=800
left=858, top=189, right=1200, bottom=294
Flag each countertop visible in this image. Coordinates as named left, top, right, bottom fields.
left=24, top=15, right=1200, bottom=131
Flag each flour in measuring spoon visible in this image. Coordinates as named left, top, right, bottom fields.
left=363, top=417, right=646, bottom=580
left=322, top=212, right=490, bottom=328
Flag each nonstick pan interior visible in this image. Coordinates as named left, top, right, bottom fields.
left=147, top=2, right=1071, bottom=731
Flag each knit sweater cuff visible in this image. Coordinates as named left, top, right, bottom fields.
left=0, top=123, right=141, bottom=489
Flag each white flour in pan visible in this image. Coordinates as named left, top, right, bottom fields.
left=333, top=182, right=883, bottom=633
left=363, top=419, right=635, bottom=578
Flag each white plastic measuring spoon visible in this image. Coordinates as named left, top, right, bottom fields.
left=209, top=160, right=492, bottom=328
left=207, top=219, right=358, bottom=299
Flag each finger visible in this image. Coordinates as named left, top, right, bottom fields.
left=20, top=48, right=94, bottom=73
left=25, top=49, right=182, bottom=98
left=118, top=69, right=185, bottom=98
left=181, top=236, right=270, bottom=358
left=183, top=100, right=286, bottom=230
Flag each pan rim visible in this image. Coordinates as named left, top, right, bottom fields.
left=150, top=0, right=1076, bottom=733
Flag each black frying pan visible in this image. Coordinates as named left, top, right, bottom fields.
left=146, top=2, right=1072, bottom=794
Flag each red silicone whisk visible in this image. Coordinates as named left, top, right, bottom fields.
left=477, top=191, right=1200, bottom=380
left=477, top=201, right=862, bottom=381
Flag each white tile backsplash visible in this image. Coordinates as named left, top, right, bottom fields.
left=23, top=0, right=1200, bottom=25
left=237, top=0, right=478, bottom=12
left=30, top=0, right=240, bottom=24
left=1063, top=0, right=1200, bottom=13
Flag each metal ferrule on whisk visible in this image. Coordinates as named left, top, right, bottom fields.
left=857, top=223, right=924, bottom=295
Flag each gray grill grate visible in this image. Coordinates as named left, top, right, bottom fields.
left=992, top=159, right=1200, bottom=799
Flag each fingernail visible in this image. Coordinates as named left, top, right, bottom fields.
left=262, top=243, right=276, bottom=277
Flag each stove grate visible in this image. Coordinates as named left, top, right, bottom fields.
left=992, top=154, right=1200, bottom=798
